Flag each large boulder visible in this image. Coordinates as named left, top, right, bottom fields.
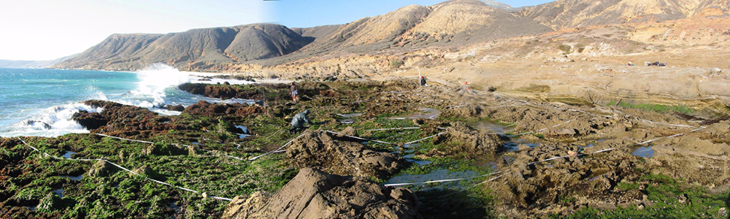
left=222, top=168, right=422, bottom=219
left=286, top=131, right=408, bottom=180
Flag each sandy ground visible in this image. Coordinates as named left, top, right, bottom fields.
left=388, top=47, right=730, bottom=118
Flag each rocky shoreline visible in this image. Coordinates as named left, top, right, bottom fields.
left=2, top=78, right=730, bottom=218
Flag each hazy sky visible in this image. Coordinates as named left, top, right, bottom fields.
left=0, top=0, right=272, bottom=60
left=0, top=0, right=554, bottom=61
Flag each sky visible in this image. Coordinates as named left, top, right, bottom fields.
left=0, top=0, right=555, bottom=61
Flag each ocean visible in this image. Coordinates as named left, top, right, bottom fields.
left=0, top=64, right=251, bottom=137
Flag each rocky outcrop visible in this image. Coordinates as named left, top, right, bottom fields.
left=182, top=100, right=264, bottom=117
left=72, top=100, right=162, bottom=136
left=178, top=83, right=273, bottom=100
left=222, top=168, right=422, bottom=219
left=433, top=122, right=504, bottom=155
left=286, top=131, right=408, bottom=180
left=71, top=110, right=108, bottom=130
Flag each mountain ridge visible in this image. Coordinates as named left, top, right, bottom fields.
left=53, top=0, right=730, bottom=71
left=54, top=23, right=312, bottom=70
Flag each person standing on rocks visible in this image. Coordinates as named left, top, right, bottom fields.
left=420, top=76, right=427, bottom=86
left=289, top=109, right=313, bottom=132
left=290, top=82, right=298, bottom=103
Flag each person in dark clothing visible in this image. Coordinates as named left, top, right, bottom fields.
left=289, top=109, right=313, bottom=132
left=420, top=76, right=426, bottom=86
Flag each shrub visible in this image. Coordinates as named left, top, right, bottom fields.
left=390, top=60, right=404, bottom=68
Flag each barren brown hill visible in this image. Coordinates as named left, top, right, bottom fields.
left=53, top=0, right=729, bottom=72
left=54, top=0, right=554, bottom=71
left=518, top=0, right=730, bottom=30
left=54, top=23, right=312, bottom=71
left=292, top=0, right=550, bottom=54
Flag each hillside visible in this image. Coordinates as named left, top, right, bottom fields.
left=54, top=0, right=554, bottom=71
left=279, top=0, right=550, bottom=56
left=54, top=24, right=312, bottom=70
left=518, top=0, right=730, bottom=30
left=53, top=0, right=730, bottom=72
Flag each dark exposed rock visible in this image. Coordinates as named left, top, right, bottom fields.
left=165, top=105, right=185, bottom=111
left=286, top=131, right=408, bottom=180
left=72, top=110, right=108, bottom=130
left=222, top=168, right=422, bottom=219
left=182, top=100, right=263, bottom=117
left=72, top=100, right=162, bottom=137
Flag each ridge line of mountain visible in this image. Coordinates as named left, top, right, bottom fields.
left=51, top=0, right=729, bottom=71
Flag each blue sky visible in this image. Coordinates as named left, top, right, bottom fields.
left=0, top=0, right=555, bottom=60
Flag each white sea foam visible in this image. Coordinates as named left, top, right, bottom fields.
left=118, top=63, right=190, bottom=108
left=2, top=64, right=254, bottom=137
left=0, top=103, right=101, bottom=137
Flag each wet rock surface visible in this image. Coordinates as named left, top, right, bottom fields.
left=182, top=100, right=263, bottom=117
left=72, top=100, right=166, bottom=138
left=222, top=168, right=421, bottom=219
left=286, top=131, right=409, bottom=180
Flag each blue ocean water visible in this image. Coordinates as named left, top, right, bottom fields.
left=0, top=64, right=250, bottom=137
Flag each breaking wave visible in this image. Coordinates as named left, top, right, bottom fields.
left=119, top=63, right=190, bottom=108
left=0, top=64, right=192, bottom=137
left=0, top=103, right=101, bottom=137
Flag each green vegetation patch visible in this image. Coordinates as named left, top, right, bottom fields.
left=1, top=133, right=294, bottom=218
left=609, top=101, right=694, bottom=114
left=569, top=174, right=729, bottom=218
